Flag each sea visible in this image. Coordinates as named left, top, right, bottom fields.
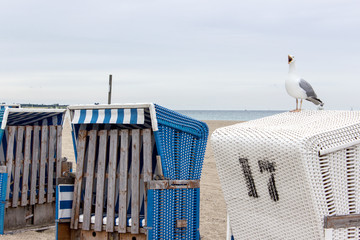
left=176, top=110, right=286, bottom=121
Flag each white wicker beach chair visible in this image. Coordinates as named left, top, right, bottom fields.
left=212, top=111, right=360, bottom=240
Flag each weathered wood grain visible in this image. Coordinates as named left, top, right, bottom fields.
left=106, top=129, right=119, bottom=232
left=82, top=130, right=97, bottom=230
left=131, top=129, right=140, bottom=234
left=13, top=126, right=24, bottom=207
left=56, top=125, right=63, bottom=178
left=94, top=130, right=108, bottom=232
left=38, top=125, right=48, bottom=204
left=30, top=125, right=41, bottom=205
left=70, top=130, right=87, bottom=230
left=118, top=130, right=129, bottom=233
left=21, top=126, right=32, bottom=206
left=47, top=125, right=57, bottom=203
left=5, top=126, right=16, bottom=202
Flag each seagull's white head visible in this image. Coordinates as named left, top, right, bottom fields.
left=288, top=54, right=295, bottom=64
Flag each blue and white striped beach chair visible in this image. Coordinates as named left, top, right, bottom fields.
left=0, top=106, right=66, bottom=234
left=56, top=103, right=208, bottom=240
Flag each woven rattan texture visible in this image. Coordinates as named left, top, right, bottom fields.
left=211, top=111, right=360, bottom=240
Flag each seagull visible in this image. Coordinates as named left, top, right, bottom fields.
left=286, top=54, right=324, bottom=112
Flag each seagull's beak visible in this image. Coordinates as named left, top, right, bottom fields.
left=288, top=55, right=293, bottom=64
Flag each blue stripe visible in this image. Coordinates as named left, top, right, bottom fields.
left=56, top=186, right=59, bottom=220
left=78, top=109, right=87, bottom=124
left=90, top=109, right=99, bottom=123
left=130, top=108, right=137, bottom=124
left=59, top=185, right=74, bottom=192
left=104, top=109, right=111, bottom=123
left=117, top=109, right=124, bottom=124
left=57, top=114, right=63, bottom=125
left=60, top=200, right=73, bottom=209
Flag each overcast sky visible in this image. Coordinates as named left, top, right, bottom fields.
left=1, top=0, right=359, bottom=110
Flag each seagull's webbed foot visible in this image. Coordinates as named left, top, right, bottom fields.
left=290, top=109, right=301, bottom=112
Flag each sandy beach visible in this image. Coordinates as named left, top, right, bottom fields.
left=0, top=119, right=242, bottom=240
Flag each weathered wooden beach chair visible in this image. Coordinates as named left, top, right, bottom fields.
left=56, top=103, right=208, bottom=240
left=0, top=106, right=66, bottom=234
left=212, top=111, right=360, bottom=240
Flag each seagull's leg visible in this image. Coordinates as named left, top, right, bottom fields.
left=296, top=99, right=298, bottom=110
left=299, top=99, right=303, bottom=111
left=291, top=99, right=299, bottom=112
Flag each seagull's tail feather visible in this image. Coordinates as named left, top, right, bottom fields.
left=306, top=97, right=324, bottom=107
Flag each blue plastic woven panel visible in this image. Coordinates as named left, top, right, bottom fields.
left=147, top=188, right=200, bottom=240
left=154, top=105, right=208, bottom=180
left=0, top=172, right=8, bottom=235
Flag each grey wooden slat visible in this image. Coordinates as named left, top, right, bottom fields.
left=131, top=129, right=140, bottom=234
left=5, top=126, right=16, bottom=202
left=6, top=126, right=16, bottom=201
left=30, top=125, right=41, bottom=205
left=70, top=130, right=87, bottom=230
left=56, top=125, right=62, bottom=178
left=106, top=129, right=118, bottom=232
left=94, top=130, right=108, bottom=232
left=143, top=129, right=152, bottom=182
left=142, top=129, right=152, bottom=225
left=38, top=125, right=48, bottom=204
left=118, top=130, right=129, bottom=233
left=82, top=130, right=97, bottom=231
left=12, top=126, right=25, bottom=207
left=47, top=126, right=56, bottom=203
left=21, top=126, right=33, bottom=206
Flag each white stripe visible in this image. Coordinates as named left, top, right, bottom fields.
left=137, top=109, right=144, bottom=124
left=59, top=192, right=74, bottom=201
left=123, top=109, right=131, bottom=124
left=59, top=209, right=72, bottom=219
left=149, top=103, right=158, bottom=131
left=97, top=109, right=105, bottom=123
left=84, top=110, right=92, bottom=124
left=110, top=109, right=118, bottom=123
left=72, top=110, right=81, bottom=124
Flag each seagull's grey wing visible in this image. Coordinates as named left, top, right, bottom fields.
left=299, top=78, right=324, bottom=106
left=299, top=78, right=317, bottom=98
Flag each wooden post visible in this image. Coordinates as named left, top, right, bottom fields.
left=108, top=74, right=112, bottom=104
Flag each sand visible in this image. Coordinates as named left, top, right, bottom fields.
left=0, top=119, right=242, bottom=240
